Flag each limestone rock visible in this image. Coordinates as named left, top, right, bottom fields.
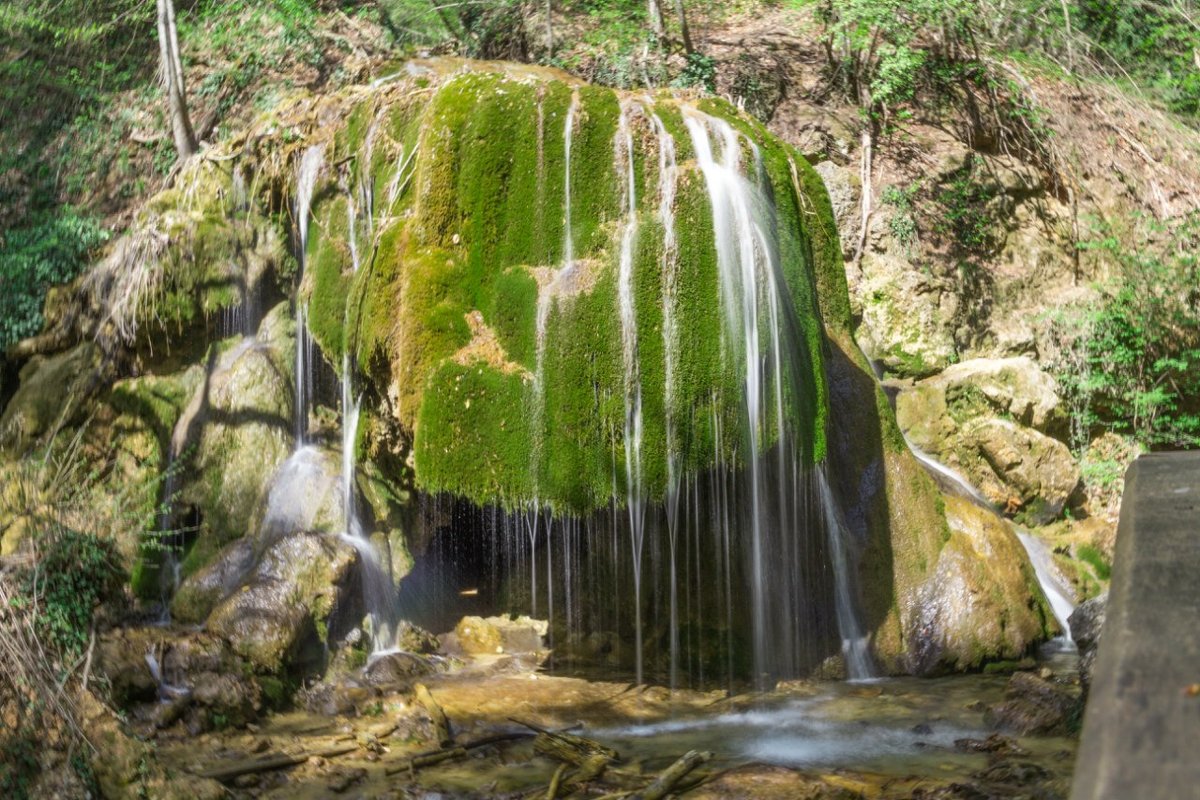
left=984, top=670, right=1081, bottom=735
left=1069, top=592, right=1108, bottom=690
left=453, top=615, right=547, bottom=656
left=906, top=497, right=1054, bottom=674
left=929, top=357, right=1065, bottom=433
left=207, top=531, right=360, bottom=673
left=0, top=342, right=99, bottom=453
left=963, top=418, right=1080, bottom=522
left=93, top=627, right=263, bottom=730
left=857, top=253, right=957, bottom=377
left=897, top=360, right=1080, bottom=523
left=177, top=303, right=294, bottom=575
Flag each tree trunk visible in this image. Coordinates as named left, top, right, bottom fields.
left=546, top=0, right=554, bottom=57
left=157, top=0, right=196, bottom=160
left=673, top=0, right=693, bottom=53
left=648, top=0, right=667, bottom=45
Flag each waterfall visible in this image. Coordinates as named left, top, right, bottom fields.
left=340, top=176, right=400, bottom=653
left=816, top=468, right=874, bottom=680
left=615, top=100, right=648, bottom=685
left=1016, top=531, right=1076, bottom=640
left=293, top=144, right=325, bottom=445
left=650, top=110, right=681, bottom=688
left=528, top=92, right=579, bottom=620
left=904, top=437, right=1076, bottom=641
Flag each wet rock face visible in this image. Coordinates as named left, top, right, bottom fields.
left=206, top=531, right=361, bottom=673
left=984, top=670, right=1081, bottom=735
left=897, top=358, right=1080, bottom=523
left=906, top=497, right=1053, bottom=674
left=176, top=302, right=295, bottom=576
left=1069, top=591, right=1108, bottom=690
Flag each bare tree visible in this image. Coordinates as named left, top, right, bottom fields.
left=156, top=0, right=197, bottom=160
left=674, top=0, right=694, bottom=53
left=648, top=0, right=667, bottom=45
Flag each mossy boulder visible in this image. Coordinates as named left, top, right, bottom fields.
left=897, top=360, right=1080, bottom=523
left=0, top=342, right=99, bottom=454
left=905, top=496, right=1055, bottom=674
left=177, top=302, right=295, bottom=576
left=206, top=531, right=361, bottom=673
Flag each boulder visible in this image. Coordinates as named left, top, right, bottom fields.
left=0, top=342, right=99, bottom=453
left=206, top=531, right=360, bottom=673
left=897, top=362, right=1080, bottom=523
left=453, top=615, right=548, bottom=656
left=925, top=357, right=1065, bottom=433
left=93, top=627, right=263, bottom=730
left=857, top=253, right=958, bottom=377
left=177, top=303, right=294, bottom=575
left=1069, top=591, right=1108, bottom=690
left=906, top=496, right=1054, bottom=674
left=984, top=670, right=1081, bottom=735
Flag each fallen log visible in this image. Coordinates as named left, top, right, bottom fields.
left=415, top=683, right=452, bottom=747
left=384, top=731, right=534, bottom=777
left=633, top=750, right=714, bottom=800
left=532, top=731, right=619, bottom=767
left=196, top=744, right=358, bottom=782
left=545, top=763, right=568, bottom=799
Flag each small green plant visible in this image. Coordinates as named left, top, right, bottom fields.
left=881, top=182, right=920, bottom=254
left=24, top=528, right=123, bottom=662
left=673, top=51, right=717, bottom=92
left=1076, top=544, right=1112, bottom=581
left=0, top=210, right=109, bottom=350
left=934, top=157, right=999, bottom=253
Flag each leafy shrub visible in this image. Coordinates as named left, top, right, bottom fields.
left=21, top=528, right=123, bottom=661
left=881, top=182, right=920, bottom=253
left=1046, top=214, right=1200, bottom=449
left=673, top=51, right=717, bottom=92
left=934, top=157, right=1000, bottom=253
left=0, top=210, right=108, bottom=350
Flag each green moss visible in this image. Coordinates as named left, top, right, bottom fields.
left=305, top=194, right=352, bottom=362
left=292, top=71, right=849, bottom=514
left=413, top=361, right=534, bottom=508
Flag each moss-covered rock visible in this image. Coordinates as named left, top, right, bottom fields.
left=206, top=531, right=360, bottom=673
left=0, top=342, right=99, bottom=454
left=905, top=497, right=1055, bottom=674
left=176, top=302, right=295, bottom=577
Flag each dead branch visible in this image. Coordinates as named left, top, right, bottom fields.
left=414, top=683, right=452, bottom=747
left=196, top=744, right=358, bottom=782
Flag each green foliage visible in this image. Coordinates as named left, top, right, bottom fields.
left=1073, top=0, right=1200, bottom=115
left=933, top=157, right=1000, bottom=253
left=1048, top=214, right=1200, bottom=449
left=672, top=52, right=718, bottom=91
left=0, top=210, right=108, bottom=350
left=881, top=182, right=920, bottom=253
left=813, top=0, right=975, bottom=115
left=1076, top=543, right=1111, bottom=580
left=0, top=726, right=39, bottom=800
left=20, top=529, right=123, bottom=661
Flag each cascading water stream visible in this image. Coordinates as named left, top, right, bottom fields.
left=1016, top=532, right=1076, bottom=639
left=902, top=435, right=1076, bottom=640
left=650, top=109, right=681, bottom=688
left=338, top=186, right=399, bottom=654
left=528, top=92, right=580, bottom=620
left=615, top=100, right=647, bottom=685
left=294, top=144, right=325, bottom=444
left=816, top=468, right=874, bottom=679
left=684, top=108, right=874, bottom=683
